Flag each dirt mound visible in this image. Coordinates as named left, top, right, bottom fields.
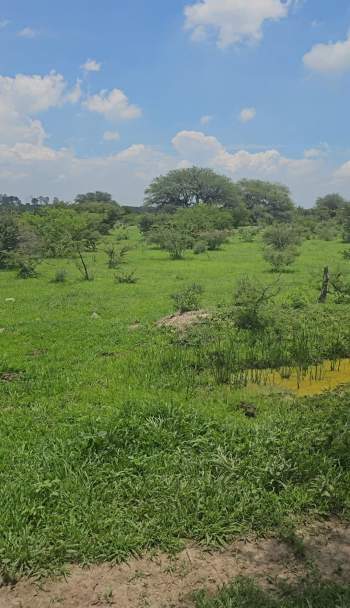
left=1, top=520, right=349, bottom=608
left=157, top=310, right=211, bottom=330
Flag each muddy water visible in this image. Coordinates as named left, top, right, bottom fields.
left=250, top=359, right=350, bottom=396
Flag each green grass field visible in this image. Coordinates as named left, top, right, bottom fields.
left=0, top=230, right=349, bottom=581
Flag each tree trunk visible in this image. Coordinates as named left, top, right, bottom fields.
left=318, top=266, right=329, bottom=303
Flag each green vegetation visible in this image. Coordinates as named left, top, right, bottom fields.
left=0, top=175, right=350, bottom=586
left=194, top=578, right=350, bottom=608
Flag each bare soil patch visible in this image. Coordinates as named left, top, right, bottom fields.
left=157, top=310, right=211, bottom=331
left=1, top=520, right=349, bottom=608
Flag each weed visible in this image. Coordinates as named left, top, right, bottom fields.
left=115, top=271, right=138, bottom=283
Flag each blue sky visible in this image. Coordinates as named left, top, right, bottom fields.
left=0, top=0, right=350, bottom=206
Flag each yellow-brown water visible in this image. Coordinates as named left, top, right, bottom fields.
left=249, top=359, right=350, bottom=396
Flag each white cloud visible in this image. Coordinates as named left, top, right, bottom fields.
left=200, top=114, right=213, bottom=125
left=103, top=130, right=120, bottom=141
left=0, top=72, right=81, bottom=146
left=84, top=88, right=142, bottom=121
left=184, top=0, right=294, bottom=48
left=0, top=72, right=68, bottom=114
left=239, top=107, right=256, bottom=123
left=303, top=33, right=350, bottom=74
left=81, top=59, right=101, bottom=72
left=17, top=27, right=38, bottom=39
left=0, top=143, right=62, bottom=162
left=0, top=19, right=10, bottom=29
left=304, top=146, right=328, bottom=159
left=65, top=80, right=82, bottom=104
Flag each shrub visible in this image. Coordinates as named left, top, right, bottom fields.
left=17, top=258, right=38, bottom=279
left=238, top=227, right=258, bottom=242
left=193, top=241, right=207, bottom=255
left=171, top=283, right=204, bottom=313
left=231, top=276, right=280, bottom=330
left=161, top=230, right=193, bottom=259
left=115, top=229, right=129, bottom=241
left=263, top=224, right=302, bottom=250
left=199, top=230, right=228, bottom=251
left=263, top=246, right=299, bottom=272
left=115, top=271, right=138, bottom=284
left=51, top=269, right=67, bottom=283
left=105, top=246, right=129, bottom=269
left=287, top=291, right=310, bottom=310
left=315, top=222, right=339, bottom=241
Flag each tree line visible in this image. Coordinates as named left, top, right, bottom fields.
left=1, top=167, right=350, bottom=274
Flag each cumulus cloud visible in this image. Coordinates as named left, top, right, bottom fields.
left=0, top=72, right=81, bottom=146
left=184, top=0, right=294, bottom=48
left=103, top=130, right=120, bottom=141
left=0, top=72, right=69, bottom=114
left=84, top=88, right=142, bottom=121
left=17, top=27, right=38, bottom=39
left=303, top=33, right=350, bottom=73
left=239, top=107, right=256, bottom=123
left=81, top=59, right=101, bottom=72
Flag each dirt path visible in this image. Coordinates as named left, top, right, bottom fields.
left=1, top=520, right=349, bottom=608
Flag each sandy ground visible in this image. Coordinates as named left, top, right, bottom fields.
left=1, top=520, right=349, bottom=608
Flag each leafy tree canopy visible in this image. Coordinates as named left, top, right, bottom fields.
left=144, top=167, right=244, bottom=211
left=315, top=193, right=349, bottom=220
left=237, top=179, right=295, bottom=224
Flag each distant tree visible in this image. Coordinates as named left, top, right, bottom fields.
left=315, top=193, right=348, bottom=221
left=0, top=215, right=19, bottom=268
left=343, top=206, right=350, bottom=243
left=31, top=196, right=49, bottom=207
left=75, top=191, right=114, bottom=205
left=0, top=195, right=22, bottom=215
left=237, top=179, right=295, bottom=224
left=144, top=167, right=245, bottom=212
left=74, top=191, right=123, bottom=231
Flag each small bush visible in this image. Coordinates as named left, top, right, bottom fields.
left=263, top=246, right=299, bottom=272
left=231, top=276, right=279, bottom=330
left=238, top=227, right=258, bottom=242
left=148, top=227, right=193, bottom=259
left=51, top=269, right=67, bottom=283
left=287, top=291, right=310, bottom=310
left=106, top=246, right=129, bottom=269
left=263, top=224, right=302, bottom=250
left=193, top=241, right=207, bottom=255
left=171, top=283, right=204, bottom=313
left=199, top=230, right=228, bottom=251
left=17, top=259, right=38, bottom=279
left=115, top=271, right=138, bottom=284
left=115, top=229, right=129, bottom=241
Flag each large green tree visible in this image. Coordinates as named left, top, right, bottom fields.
left=315, top=193, right=348, bottom=221
left=237, top=179, right=295, bottom=224
left=144, top=167, right=245, bottom=212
